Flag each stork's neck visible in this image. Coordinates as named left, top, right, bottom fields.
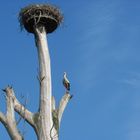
left=64, top=73, right=67, bottom=78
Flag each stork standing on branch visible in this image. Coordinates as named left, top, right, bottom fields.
left=63, top=72, right=70, bottom=92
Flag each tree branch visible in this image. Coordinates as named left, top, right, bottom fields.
left=0, top=112, right=6, bottom=125
left=5, top=87, right=15, bottom=120
left=3, top=86, right=35, bottom=127
left=2, top=86, right=23, bottom=140
left=14, top=97, right=35, bottom=127
left=58, top=92, right=72, bottom=125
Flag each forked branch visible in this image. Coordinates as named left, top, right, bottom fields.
left=3, top=86, right=35, bottom=127
left=1, top=86, right=23, bottom=140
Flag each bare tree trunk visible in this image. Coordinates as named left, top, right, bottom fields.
left=34, top=27, right=58, bottom=140
left=0, top=26, right=72, bottom=140
left=33, top=26, right=73, bottom=140
left=0, top=5, right=72, bottom=139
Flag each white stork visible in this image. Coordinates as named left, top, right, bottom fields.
left=63, top=72, right=70, bottom=91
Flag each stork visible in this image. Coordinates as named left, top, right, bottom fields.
left=63, top=72, right=70, bottom=91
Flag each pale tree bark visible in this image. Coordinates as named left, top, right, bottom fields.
left=0, top=27, right=72, bottom=140
left=34, top=27, right=54, bottom=140
left=0, top=87, right=23, bottom=140
left=0, top=6, right=72, bottom=140
left=58, top=93, right=72, bottom=126
left=32, top=26, right=72, bottom=140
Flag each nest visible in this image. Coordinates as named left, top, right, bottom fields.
left=19, top=4, right=63, bottom=33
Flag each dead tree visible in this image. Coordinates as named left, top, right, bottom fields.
left=0, top=4, right=72, bottom=140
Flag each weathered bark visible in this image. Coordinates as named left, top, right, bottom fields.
left=0, top=112, right=7, bottom=126
left=0, top=24, right=72, bottom=140
left=58, top=93, right=72, bottom=125
left=0, top=87, right=23, bottom=140
left=33, top=27, right=72, bottom=140
left=13, top=93, right=35, bottom=127
left=34, top=26, right=55, bottom=140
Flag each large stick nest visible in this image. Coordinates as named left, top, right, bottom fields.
left=19, top=4, right=63, bottom=33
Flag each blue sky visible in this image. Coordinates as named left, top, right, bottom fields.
left=0, top=0, right=140, bottom=140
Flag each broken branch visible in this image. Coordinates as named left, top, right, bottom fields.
left=58, top=92, right=72, bottom=125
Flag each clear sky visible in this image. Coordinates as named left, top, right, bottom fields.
left=0, top=0, right=140, bottom=140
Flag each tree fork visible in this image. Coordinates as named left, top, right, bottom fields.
left=0, top=4, right=72, bottom=140
left=1, top=86, right=23, bottom=140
